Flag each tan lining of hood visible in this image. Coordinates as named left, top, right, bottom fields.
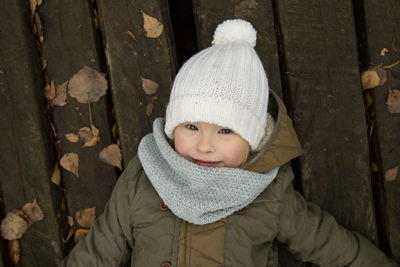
left=244, top=91, right=301, bottom=174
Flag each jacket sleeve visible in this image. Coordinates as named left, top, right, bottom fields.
left=276, top=182, right=398, bottom=266
left=59, top=157, right=141, bottom=267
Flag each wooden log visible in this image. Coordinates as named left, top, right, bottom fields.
left=37, top=0, right=118, bottom=233
left=275, top=0, right=378, bottom=244
left=355, top=0, right=400, bottom=261
left=0, top=1, right=64, bottom=266
left=96, top=0, right=177, bottom=165
left=191, top=1, right=305, bottom=266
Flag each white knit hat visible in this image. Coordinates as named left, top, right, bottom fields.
left=165, top=19, right=269, bottom=150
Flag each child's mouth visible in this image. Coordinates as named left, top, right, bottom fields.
left=191, top=158, right=222, bottom=167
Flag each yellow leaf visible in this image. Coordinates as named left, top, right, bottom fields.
left=74, top=228, right=89, bottom=243
left=51, top=163, right=61, bottom=186
left=361, top=67, right=387, bottom=90
left=76, top=207, right=96, bottom=228
left=142, top=11, right=164, bottom=38
left=380, top=48, right=389, bottom=56
left=60, top=153, right=79, bottom=177
left=99, top=144, right=122, bottom=170
left=65, top=133, right=79, bottom=143
left=68, top=66, right=108, bottom=103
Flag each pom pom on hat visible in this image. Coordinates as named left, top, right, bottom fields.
left=165, top=19, right=269, bottom=150
left=212, top=19, right=257, bottom=47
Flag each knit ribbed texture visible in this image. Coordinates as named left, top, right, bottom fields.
left=138, top=118, right=279, bottom=225
left=165, top=19, right=269, bottom=150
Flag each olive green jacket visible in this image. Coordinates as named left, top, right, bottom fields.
left=60, top=92, right=397, bottom=267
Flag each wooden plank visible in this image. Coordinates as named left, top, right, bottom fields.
left=0, top=1, right=64, bottom=266
left=356, top=0, right=400, bottom=261
left=36, top=0, right=118, bottom=228
left=275, top=0, right=378, bottom=244
left=191, top=1, right=304, bottom=266
left=96, top=0, right=176, bottom=165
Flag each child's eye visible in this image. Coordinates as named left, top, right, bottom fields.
left=219, top=128, right=232, bottom=134
left=185, top=124, right=198, bottom=131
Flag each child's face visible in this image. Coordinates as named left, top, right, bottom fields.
left=173, top=122, right=250, bottom=168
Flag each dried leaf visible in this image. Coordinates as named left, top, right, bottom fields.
left=78, top=127, right=93, bottom=143
left=74, top=228, right=89, bottom=243
left=146, top=103, right=154, bottom=116
left=22, top=199, right=44, bottom=223
left=386, top=89, right=400, bottom=113
left=127, top=30, right=137, bottom=42
left=79, top=125, right=100, bottom=147
left=99, top=144, right=122, bottom=170
left=60, top=153, right=79, bottom=177
left=382, top=60, right=400, bottom=69
left=67, top=216, right=74, bottom=227
left=52, top=81, right=68, bottom=106
left=380, top=48, right=389, bottom=56
left=51, top=163, right=61, bottom=186
left=141, top=77, right=159, bottom=95
left=34, top=12, right=44, bottom=42
left=68, top=66, right=108, bottom=103
left=142, top=11, right=164, bottom=38
left=361, top=67, right=387, bottom=90
left=9, top=240, right=20, bottom=265
left=112, top=123, right=118, bottom=139
left=44, top=81, right=56, bottom=100
left=29, top=0, right=37, bottom=15
left=65, top=133, right=79, bottom=143
left=1, top=212, right=28, bottom=240
left=76, top=207, right=96, bottom=228
left=385, top=166, right=398, bottom=182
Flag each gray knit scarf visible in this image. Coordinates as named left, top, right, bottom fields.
left=138, top=118, right=279, bottom=225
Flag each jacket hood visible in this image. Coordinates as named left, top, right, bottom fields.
left=244, top=90, right=301, bottom=173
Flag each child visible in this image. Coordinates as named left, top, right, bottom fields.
left=61, top=19, right=398, bottom=266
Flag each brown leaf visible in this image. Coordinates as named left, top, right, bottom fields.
left=385, top=166, right=399, bottom=182
left=67, top=216, right=74, bottom=227
left=112, top=123, right=118, bottom=139
left=1, top=212, right=28, bottom=240
left=52, top=81, right=68, bottom=106
left=141, top=77, right=159, bottom=95
left=68, top=66, right=108, bottom=103
left=380, top=48, right=389, bottom=56
left=99, top=144, right=122, bottom=170
left=142, top=11, right=164, bottom=38
left=9, top=240, right=20, bottom=265
left=44, top=81, right=56, bottom=100
left=74, top=228, right=89, bottom=243
left=146, top=103, right=154, bottom=116
left=361, top=67, right=387, bottom=90
left=76, top=207, right=96, bottom=228
left=65, top=133, right=79, bottom=143
left=34, top=12, right=44, bottom=42
left=22, top=199, right=44, bottom=223
left=60, top=153, right=79, bottom=177
left=51, top=163, right=61, bottom=186
left=78, top=125, right=100, bottom=147
left=78, top=127, right=93, bottom=143
left=386, top=89, right=400, bottom=113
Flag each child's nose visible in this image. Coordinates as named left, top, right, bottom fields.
left=196, top=135, right=215, bottom=153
